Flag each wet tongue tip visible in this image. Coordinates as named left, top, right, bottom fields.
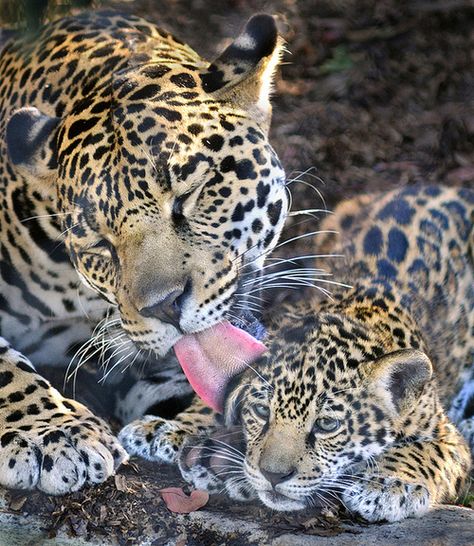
left=173, top=321, right=267, bottom=412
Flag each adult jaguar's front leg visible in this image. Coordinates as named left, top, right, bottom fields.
left=0, top=339, right=127, bottom=495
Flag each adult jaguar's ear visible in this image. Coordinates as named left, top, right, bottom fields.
left=201, top=14, right=283, bottom=131
left=369, top=349, right=433, bottom=414
left=6, top=107, right=60, bottom=178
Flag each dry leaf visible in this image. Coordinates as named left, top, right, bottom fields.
left=159, top=487, right=209, bottom=514
left=114, top=474, right=128, bottom=492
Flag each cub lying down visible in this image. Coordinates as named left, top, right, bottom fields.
left=120, top=185, right=473, bottom=522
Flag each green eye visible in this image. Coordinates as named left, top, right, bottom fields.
left=314, top=417, right=340, bottom=433
left=253, top=403, right=270, bottom=419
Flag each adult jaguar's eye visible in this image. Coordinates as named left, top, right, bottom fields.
left=83, top=239, right=118, bottom=263
left=313, top=417, right=340, bottom=433
left=253, top=403, right=270, bottom=420
left=91, top=239, right=112, bottom=250
left=172, top=192, right=192, bottom=222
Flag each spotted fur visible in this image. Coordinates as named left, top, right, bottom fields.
left=126, top=185, right=473, bottom=522
left=0, top=11, right=287, bottom=494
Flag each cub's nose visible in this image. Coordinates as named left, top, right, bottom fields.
left=260, top=467, right=296, bottom=488
left=139, top=289, right=184, bottom=329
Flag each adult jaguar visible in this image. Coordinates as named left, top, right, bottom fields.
left=0, top=11, right=288, bottom=494
left=122, top=185, right=473, bottom=522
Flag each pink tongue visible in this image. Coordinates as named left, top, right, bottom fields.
left=174, top=321, right=266, bottom=413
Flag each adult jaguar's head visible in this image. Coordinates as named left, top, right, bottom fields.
left=6, top=14, right=287, bottom=400
left=207, top=306, right=434, bottom=510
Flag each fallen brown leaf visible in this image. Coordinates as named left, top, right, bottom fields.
left=159, top=487, right=209, bottom=514
left=114, top=474, right=129, bottom=493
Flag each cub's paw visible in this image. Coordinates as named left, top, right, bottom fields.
left=179, top=435, right=226, bottom=494
left=179, top=427, right=256, bottom=501
left=342, top=476, right=430, bottom=522
left=119, top=416, right=198, bottom=463
left=0, top=399, right=128, bottom=495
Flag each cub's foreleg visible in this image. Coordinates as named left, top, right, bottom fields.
left=343, top=419, right=471, bottom=522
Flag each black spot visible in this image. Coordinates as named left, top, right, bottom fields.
left=219, top=187, right=231, bottom=198
left=137, top=117, right=156, bottom=132
left=0, top=371, right=13, bottom=388
left=153, top=107, right=182, bottom=122
left=203, top=134, right=224, bottom=152
left=43, top=454, right=54, bottom=472
left=142, top=65, right=171, bottom=79
left=63, top=401, right=76, bottom=411
left=43, top=429, right=66, bottom=446
left=252, top=219, right=263, bottom=234
left=68, top=117, right=99, bottom=139
left=27, top=404, right=40, bottom=415
left=267, top=199, right=282, bottom=226
left=8, top=391, right=24, bottom=403
left=1, top=432, right=18, bottom=447
left=6, top=410, right=23, bottom=422
left=229, top=136, right=243, bottom=147
left=187, top=124, right=203, bottom=135
left=129, top=84, right=161, bottom=101
left=231, top=203, right=245, bottom=222
left=90, top=44, right=116, bottom=58
left=257, top=181, right=270, bottom=208
left=170, top=73, right=197, bottom=88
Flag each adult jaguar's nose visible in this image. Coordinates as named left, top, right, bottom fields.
left=139, top=289, right=184, bottom=330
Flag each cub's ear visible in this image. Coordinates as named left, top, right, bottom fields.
left=201, top=14, right=283, bottom=130
left=369, top=349, right=433, bottom=414
left=6, top=107, right=60, bottom=178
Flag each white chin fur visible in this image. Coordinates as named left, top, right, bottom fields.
left=129, top=323, right=182, bottom=357
left=258, top=490, right=306, bottom=511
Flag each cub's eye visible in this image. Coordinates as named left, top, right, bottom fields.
left=253, top=403, right=270, bottom=420
left=172, top=192, right=192, bottom=222
left=313, top=417, right=340, bottom=433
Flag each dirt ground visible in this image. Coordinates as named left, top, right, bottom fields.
left=0, top=0, right=473, bottom=544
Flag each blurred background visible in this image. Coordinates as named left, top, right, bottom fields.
left=1, top=0, right=473, bottom=258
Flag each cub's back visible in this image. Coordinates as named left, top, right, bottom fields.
left=319, top=185, right=473, bottom=398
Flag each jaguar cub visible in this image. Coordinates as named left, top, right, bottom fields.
left=122, top=185, right=473, bottom=522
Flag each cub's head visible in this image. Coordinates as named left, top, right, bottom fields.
left=218, top=309, right=433, bottom=510
left=6, top=14, right=287, bottom=357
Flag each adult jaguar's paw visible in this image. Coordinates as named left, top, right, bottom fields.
left=0, top=399, right=128, bottom=495
left=119, top=416, right=196, bottom=463
left=341, top=476, right=430, bottom=522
